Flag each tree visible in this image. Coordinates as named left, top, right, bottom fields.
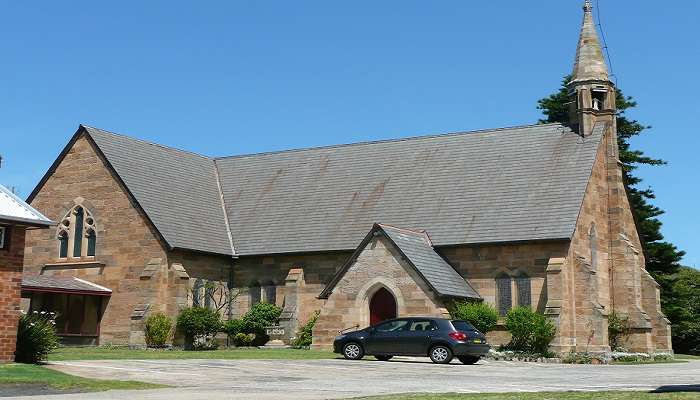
left=537, top=76, right=685, bottom=277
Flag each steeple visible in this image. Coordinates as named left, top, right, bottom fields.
left=567, top=0, right=615, bottom=137
left=571, top=0, right=610, bottom=84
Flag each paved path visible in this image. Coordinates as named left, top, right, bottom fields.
left=4, top=358, right=700, bottom=399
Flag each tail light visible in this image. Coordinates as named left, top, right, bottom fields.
left=449, top=331, right=469, bottom=341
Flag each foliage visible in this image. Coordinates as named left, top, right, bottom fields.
left=222, top=318, right=245, bottom=337
left=561, top=351, right=595, bottom=364
left=503, top=307, right=556, bottom=355
left=176, top=307, right=221, bottom=345
left=660, top=267, right=700, bottom=354
left=292, top=310, right=320, bottom=348
left=15, top=311, right=59, bottom=364
left=241, top=302, right=283, bottom=335
left=607, top=311, right=630, bottom=351
left=231, top=332, right=255, bottom=347
left=448, top=301, right=499, bottom=334
left=47, top=346, right=334, bottom=361
left=190, top=280, right=241, bottom=314
left=144, top=313, right=172, bottom=348
left=538, top=76, right=689, bottom=350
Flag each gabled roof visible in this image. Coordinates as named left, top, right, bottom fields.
left=218, top=123, right=605, bottom=255
left=29, top=122, right=604, bottom=257
left=0, top=184, right=53, bottom=227
left=319, top=224, right=480, bottom=299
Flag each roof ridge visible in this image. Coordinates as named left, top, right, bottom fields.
left=81, top=124, right=213, bottom=160
left=214, top=122, right=567, bottom=161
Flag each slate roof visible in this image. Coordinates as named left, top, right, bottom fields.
left=22, top=276, right=112, bottom=295
left=84, top=126, right=234, bottom=255
left=31, top=122, right=604, bottom=256
left=0, top=184, right=53, bottom=227
left=379, top=224, right=480, bottom=298
left=217, top=123, right=605, bottom=255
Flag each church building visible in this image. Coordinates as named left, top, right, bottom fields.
left=22, top=1, right=672, bottom=354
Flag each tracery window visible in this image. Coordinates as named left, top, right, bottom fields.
left=515, top=273, right=532, bottom=307
left=496, top=274, right=512, bottom=317
left=58, top=205, right=97, bottom=259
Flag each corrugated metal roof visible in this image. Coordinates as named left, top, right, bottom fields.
left=77, top=123, right=603, bottom=256
left=85, top=126, right=234, bottom=255
left=379, top=224, right=480, bottom=299
left=22, top=276, right=112, bottom=295
left=0, top=184, right=53, bottom=226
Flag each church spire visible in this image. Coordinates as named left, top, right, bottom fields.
left=567, top=0, right=616, bottom=137
left=571, top=0, right=610, bottom=84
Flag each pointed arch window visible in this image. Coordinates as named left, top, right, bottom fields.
left=589, top=224, right=598, bottom=272
left=496, top=274, right=512, bottom=317
left=249, top=282, right=261, bottom=307
left=58, top=205, right=97, bottom=259
left=515, top=273, right=531, bottom=307
left=192, top=279, right=204, bottom=307
left=263, top=281, right=276, bottom=305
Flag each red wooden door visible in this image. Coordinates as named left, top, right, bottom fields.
left=370, top=287, right=397, bottom=326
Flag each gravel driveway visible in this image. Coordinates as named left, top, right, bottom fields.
left=6, top=358, right=700, bottom=399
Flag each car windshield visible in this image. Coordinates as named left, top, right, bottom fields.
left=451, top=320, right=478, bottom=332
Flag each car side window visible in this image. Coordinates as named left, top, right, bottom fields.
left=409, top=320, right=437, bottom=332
left=375, top=320, right=409, bottom=332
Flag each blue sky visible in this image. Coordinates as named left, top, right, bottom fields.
left=1, top=1, right=698, bottom=267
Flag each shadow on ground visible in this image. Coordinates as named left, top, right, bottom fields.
left=651, top=385, right=700, bottom=393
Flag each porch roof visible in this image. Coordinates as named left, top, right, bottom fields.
left=22, top=276, right=112, bottom=296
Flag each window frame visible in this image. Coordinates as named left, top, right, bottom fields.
left=0, top=225, right=8, bottom=250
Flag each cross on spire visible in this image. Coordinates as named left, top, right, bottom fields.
left=584, top=0, right=593, bottom=13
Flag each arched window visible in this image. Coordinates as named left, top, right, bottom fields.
left=515, top=273, right=531, bottom=307
left=58, top=205, right=97, bottom=259
left=249, top=282, right=261, bottom=306
left=192, top=279, right=204, bottom=307
left=263, top=281, right=276, bottom=305
left=58, top=231, right=69, bottom=258
left=496, top=274, right=512, bottom=317
left=589, top=224, right=598, bottom=272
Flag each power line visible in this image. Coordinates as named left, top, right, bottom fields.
left=595, top=0, right=618, bottom=87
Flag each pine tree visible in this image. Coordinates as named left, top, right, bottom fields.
left=537, top=76, right=685, bottom=277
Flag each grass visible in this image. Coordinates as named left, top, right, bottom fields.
left=0, top=363, right=165, bottom=392
left=675, top=354, right=700, bottom=360
left=612, top=359, right=688, bottom=365
left=355, top=393, right=700, bottom=400
left=49, top=346, right=336, bottom=361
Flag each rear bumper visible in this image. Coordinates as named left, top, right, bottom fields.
left=451, top=343, right=490, bottom=357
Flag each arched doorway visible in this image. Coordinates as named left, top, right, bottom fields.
left=369, top=287, right=397, bottom=325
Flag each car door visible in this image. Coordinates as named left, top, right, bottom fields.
left=395, top=319, right=436, bottom=355
left=364, top=319, right=409, bottom=354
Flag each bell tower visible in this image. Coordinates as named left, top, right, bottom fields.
left=568, top=0, right=616, bottom=138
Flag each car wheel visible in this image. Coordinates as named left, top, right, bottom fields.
left=429, top=345, right=453, bottom=364
left=457, top=356, right=480, bottom=365
left=374, top=355, right=393, bottom=361
left=342, top=342, right=364, bottom=360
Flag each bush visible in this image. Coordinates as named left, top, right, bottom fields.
left=15, top=311, right=59, bottom=364
left=176, top=307, right=221, bottom=349
left=448, top=301, right=499, bottom=334
left=608, top=310, right=629, bottom=351
left=232, top=332, right=254, bottom=347
left=145, top=313, right=172, bottom=348
left=222, top=318, right=245, bottom=337
left=241, top=302, right=283, bottom=335
left=292, top=310, right=320, bottom=348
left=504, top=307, right=556, bottom=355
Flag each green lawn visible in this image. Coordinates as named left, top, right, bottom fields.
left=675, top=354, right=700, bottom=360
left=49, top=346, right=336, bottom=361
left=0, top=364, right=165, bottom=392
left=356, top=393, right=700, bottom=400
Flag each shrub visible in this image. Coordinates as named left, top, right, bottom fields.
left=176, top=307, right=221, bottom=349
left=292, top=310, right=320, bottom=348
left=562, top=351, right=594, bottom=364
left=145, top=313, right=172, bottom=348
left=222, top=318, right=245, bottom=337
left=15, top=311, right=59, bottom=364
left=240, top=302, right=282, bottom=347
left=608, top=310, right=630, bottom=351
left=504, top=306, right=556, bottom=355
left=232, top=332, right=254, bottom=347
left=448, top=301, right=499, bottom=334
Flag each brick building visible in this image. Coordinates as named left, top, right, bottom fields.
left=23, top=1, right=672, bottom=354
left=0, top=185, right=53, bottom=363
